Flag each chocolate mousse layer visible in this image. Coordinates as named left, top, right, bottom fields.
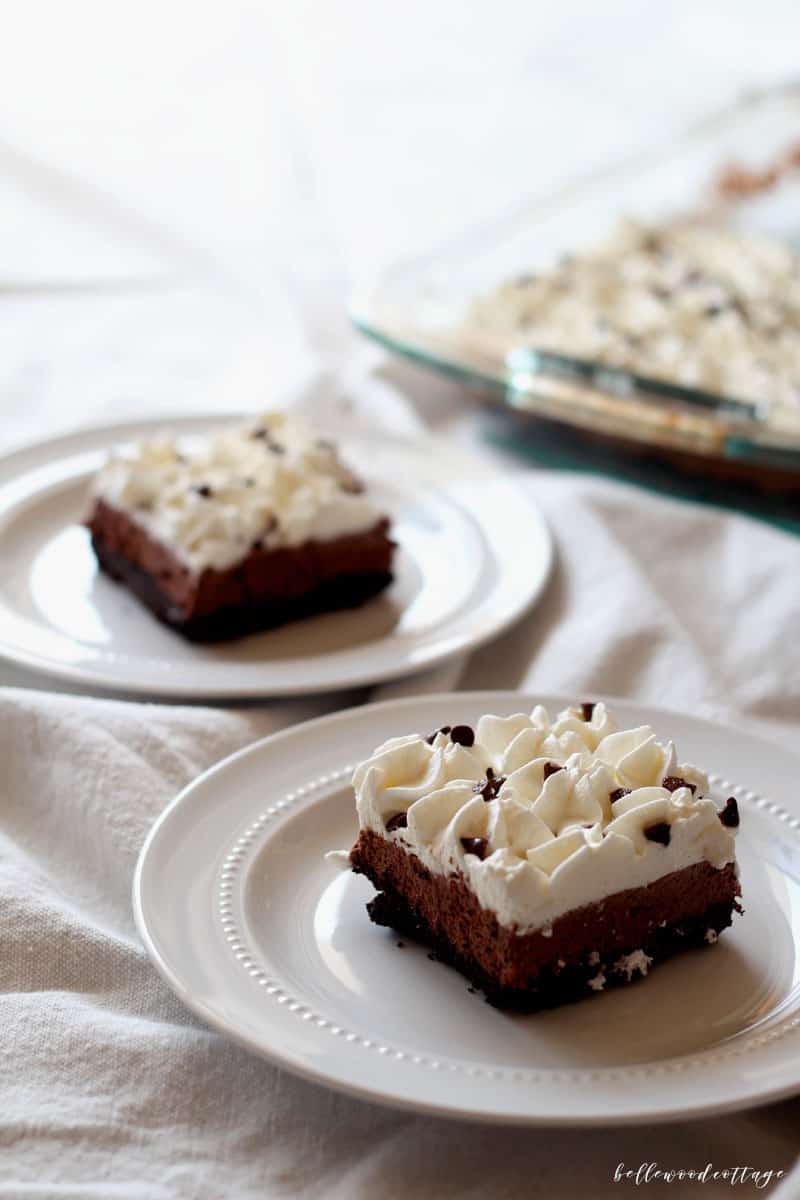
left=88, top=499, right=395, bottom=642
left=351, top=829, right=741, bottom=1011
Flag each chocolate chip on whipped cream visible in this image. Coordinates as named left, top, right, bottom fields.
left=643, top=821, right=672, bottom=846
left=662, top=775, right=697, bottom=794
left=472, top=768, right=506, bottom=802
left=719, top=796, right=740, bottom=828
left=460, top=836, right=489, bottom=860
left=425, top=726, right=451, bottom=745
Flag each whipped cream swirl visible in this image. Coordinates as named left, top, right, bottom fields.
left=92, top=411, right=382, bottom=572
left=352, top=703, right=737, bottom=934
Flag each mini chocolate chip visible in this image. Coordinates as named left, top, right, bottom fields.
left=340, top=479, right=364, bottom=495
left=193, top=484, right=213, bottom=498
left=580, top=701, right=596, bottom=722
left=719, top=796, right=740, bottom=828
left=316, top=438, right=335, bottom=450
left=705, top=303, right=724, bottom=318
left=472, top=773, right=506, bottom=802
left=250, top=425, right=285, bottom=453
left=644, top=821, right=671, bottom=846
left=450, top=725, right=475, bottom=747
left=662, top=775, right=697, bottom=794
left=460, top=836, right=488, bottom=860
left=609, top=787, right=631, bottom=803
left=425, top=725, right=451, bottom=745
left=543, top=761, right=562, bottom=780
left=244, top=477, right=255, bottom=488
left=385, top=812, right=407, bottom=833
left=651, top=284, right=671, bottom=301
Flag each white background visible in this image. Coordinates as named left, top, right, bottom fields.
left=2, top=1, right=800, bottom=447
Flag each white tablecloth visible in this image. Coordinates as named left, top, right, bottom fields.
left=2, top=2, right=800, bottom=1193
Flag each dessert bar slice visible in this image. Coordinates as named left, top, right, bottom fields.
left=349, top=703, right=742, bottom=1010
left=86, top=412, right=395, bottom=641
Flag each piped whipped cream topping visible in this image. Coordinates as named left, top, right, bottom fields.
left=469, top=220, right=800, bottom=433
left=352, top=703, right=737, bottom=934
left=92, top=412, right=382, bottom=572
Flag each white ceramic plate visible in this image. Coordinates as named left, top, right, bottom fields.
left=0, top=416, right=551, bottom=698
left=134, top=691, right=800, bottom=1126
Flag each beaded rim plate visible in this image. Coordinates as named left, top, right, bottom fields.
left=134, top=692, right=800, bottom=1125
left=0, top=416, right=551, bottom=698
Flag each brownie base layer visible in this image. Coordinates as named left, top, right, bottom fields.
left=351, top=830, right=741, bottom=1011
left=87, top=499, right=395, bottom=642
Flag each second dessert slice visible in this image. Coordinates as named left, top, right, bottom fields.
left=87, top=412, right=395, bottom=641
left=349, top=702, right=742, bottom=1009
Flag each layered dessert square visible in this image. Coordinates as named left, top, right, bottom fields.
left=349, top=702, right=742, bottom=1009
left=86, top=413, right=395, bottom=641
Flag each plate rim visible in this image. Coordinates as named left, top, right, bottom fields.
left=0, top=413, right=553, bottom=699
left=133, top=689, right=800, bottom=1126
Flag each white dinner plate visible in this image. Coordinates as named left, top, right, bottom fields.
left=134, top=691, right=800, bottom=1126
left=0, top=416, right=551, bottom=698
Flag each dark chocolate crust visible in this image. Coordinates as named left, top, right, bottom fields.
left=87, top=498, right=395, bottom=642
left=350, top=830, right=741, bottom=1011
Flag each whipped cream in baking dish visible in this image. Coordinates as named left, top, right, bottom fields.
left=91, top=412, right=382, bottom=572
left=469, top=220, right=800, bottom=434
left=352, top=702, right=738, bottom=934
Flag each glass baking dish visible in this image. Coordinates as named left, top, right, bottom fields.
left=351, top=82, right=800, bottom=480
